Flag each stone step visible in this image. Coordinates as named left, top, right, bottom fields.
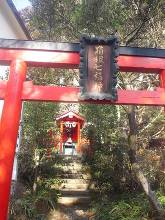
left=61, top=163, right=83, bottom=168
left=56, top=156, right=92, bottom=209
left=60, top=183, right=89, bottom=190
left=59, top=155, right=83, bottom=163
left=58, top=170, right=87, bottom=176
left=58, top=162, right=83, bottom=166
left=58, top=196, right=91, bottom=206
left=62, top=159, right=84, bottom=163
left=61, top=159, right=82, bottom=163
left=61, top=178, right=90, bottom=184
left=58, top=173, right=91, bottom=179
left=62, top=160, right=83, bottom=165
left=60, top=189, right=90, bottom=197
left=57, top=169, right=86, bottom=175
left=57, top=162, right=89, bottom=170
left=61, top=167, right=83, bottom=173
left=60, top=155, right=82, bottom=159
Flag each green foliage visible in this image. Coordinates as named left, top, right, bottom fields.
left=87, top=145, right=131, bottom=193
left=10, top=155, right=63, bottom=219
left=12, top=100, right=62, bottom=219
left=157, top=192, right=165, bottom=209
left=10, top=187, right=59, bottom=219
left=93, top=193, right=149, bottom=220
left=80, top=104, right=119, bottom=144
left=81, top=104, right=136, bottom=193
left=159, top=195, right=165, bottom=208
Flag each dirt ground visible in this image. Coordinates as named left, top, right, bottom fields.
left=47, top=204, right=95, bottom=220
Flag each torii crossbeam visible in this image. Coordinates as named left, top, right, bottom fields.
left=0, top=38, right=165, bottom=220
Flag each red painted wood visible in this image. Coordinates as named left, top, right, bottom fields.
left=22, top=82, right=79, bottom=102
left=160, top=70, right=165, bottom=88
left=159, top=70, right=165, bottom=111
left=21, top=83, right=165, bottom=106
left=60, top=122, right=64, bottom=154
left=56, top=111, right=85, bottom=124
left=77, top=122, right=81, bottom=153
left=0, top=82, right=165, bottom=106
left=0, top=49, right=165, bottom=72
left=0, top=49, right=79, bottom=68
left=118, top=56, right=165, bottom=72
left=0, top=80, right=7, bottom=98
left=0, top=60, right=26, bottom=220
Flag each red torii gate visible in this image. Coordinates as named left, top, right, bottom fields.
left=0, top=38, right=165, bottom=219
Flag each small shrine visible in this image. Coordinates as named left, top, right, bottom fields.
left=56, top=111, right=85, bottom=155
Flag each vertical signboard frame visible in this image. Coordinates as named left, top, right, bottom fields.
left=79, top=35, right=119, bottom=100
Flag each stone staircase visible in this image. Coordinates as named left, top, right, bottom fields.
left=58, top=155, right=91, bottom=206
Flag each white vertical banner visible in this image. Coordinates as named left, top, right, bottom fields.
left=0, top=66, right=8, bottom=119
left=12, top=104, right=24, bottom=182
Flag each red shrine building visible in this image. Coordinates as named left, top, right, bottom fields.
left=56, top=111, right=85, bottom=155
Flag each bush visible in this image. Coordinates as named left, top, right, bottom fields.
left=157, top=191, right=165, bottom=209
left=9, top=186, right=60, bottom=220
left=93, top=193, right=149, bottom=220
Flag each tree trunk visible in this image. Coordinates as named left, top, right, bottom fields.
left=32, top=149, right=40, bottom=193
left=127, top=106, right=164, bottom=219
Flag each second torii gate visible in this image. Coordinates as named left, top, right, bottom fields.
left=0, top=38, right=165, bottom=219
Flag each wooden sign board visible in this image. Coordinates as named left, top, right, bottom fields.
left=79, top=36, right=119, bottom=100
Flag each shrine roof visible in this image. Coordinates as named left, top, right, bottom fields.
left=56, top=111, right=85, bottom=124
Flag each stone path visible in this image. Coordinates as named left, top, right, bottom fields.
left=47, top=155, right=94, bottom=220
